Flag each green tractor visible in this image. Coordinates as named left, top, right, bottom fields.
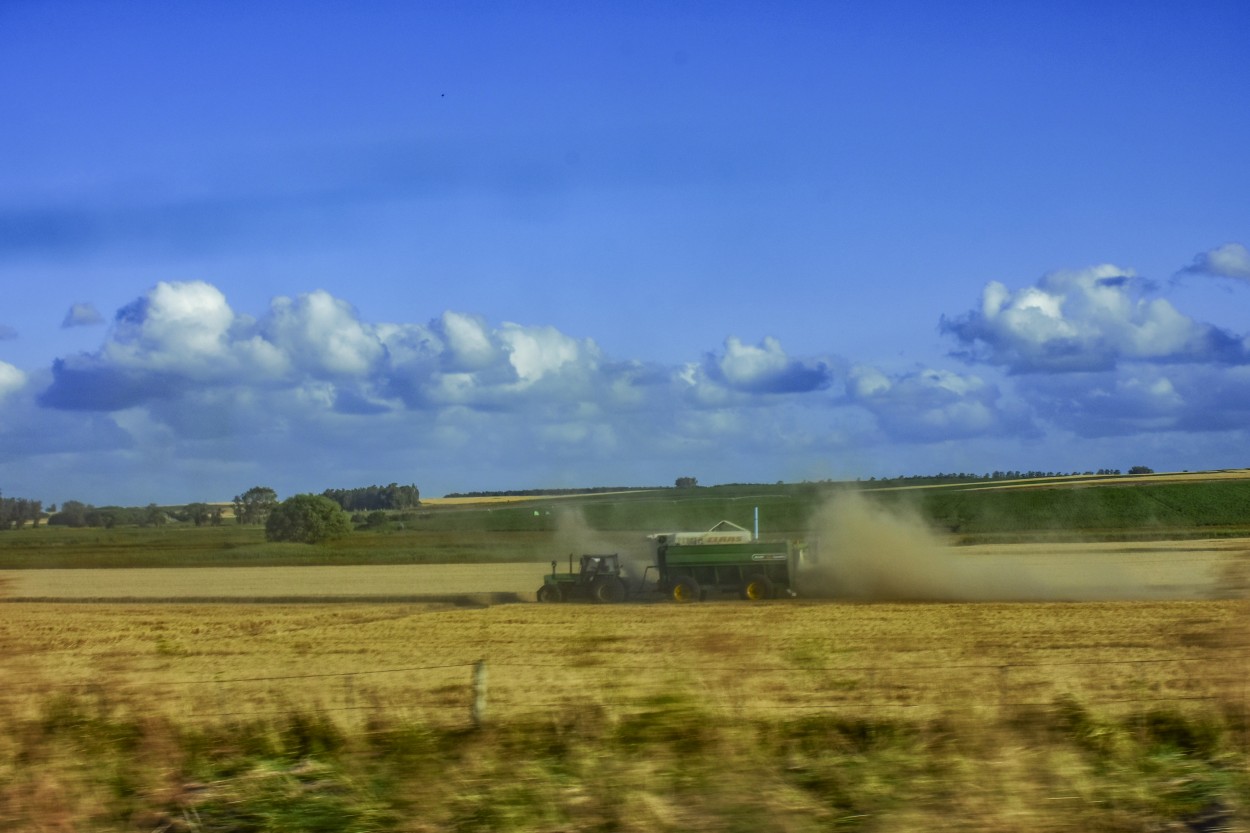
left=537, top=553, right=628, bottom=603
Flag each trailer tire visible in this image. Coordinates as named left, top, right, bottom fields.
left=741, top=574, right=775, bottom=601
left=672, top=576, right=701, bottom=603
left=537, top=584, right=562, bottom=603
left=593, top=577, right=626, bottom=604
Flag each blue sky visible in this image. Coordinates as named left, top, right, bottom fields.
left=2, top=0, right=1248, bottom=506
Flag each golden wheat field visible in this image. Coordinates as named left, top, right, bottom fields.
left=2, top=536, right=1246, bottom=732
left=0, top=563, right=542, bottom=600
left=4, top=527, right=1248, bottom=831
left=1, top=596, right=1246, bottom=733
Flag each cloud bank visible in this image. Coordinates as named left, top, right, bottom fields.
left=2, top=250, right=1248, bottom=503
left=941, top=264, right=1247, bottom=372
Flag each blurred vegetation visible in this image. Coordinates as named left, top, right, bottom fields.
left=3, top=691, right=1246, bottom=831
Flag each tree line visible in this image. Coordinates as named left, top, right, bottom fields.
left=0, top=480, right=421, bottom=532
left=321, top=483, right=420, bottom=511
left=0, top=493, right=43, bottom=529
left=47, top=501, right=171, bottom=528
left=863, top=467, right=1153, bottom=484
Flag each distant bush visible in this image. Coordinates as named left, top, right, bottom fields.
left=266, top=495, right=353, bottom=544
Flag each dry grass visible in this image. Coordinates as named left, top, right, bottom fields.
left=0, top=563, right=542, bottom=599
left=4, top=536, right=1244, bottom=728
left=1, top=596, right=1245, bottom=729
left=2, top=591, right=1247, bottom=831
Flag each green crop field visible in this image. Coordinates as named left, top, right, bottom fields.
left=4, top=471, right=1250, bottom=569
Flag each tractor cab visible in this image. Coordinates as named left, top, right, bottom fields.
left=580, top=553, right=619, bottom=580
left=537, top=553, right=628, bottom=603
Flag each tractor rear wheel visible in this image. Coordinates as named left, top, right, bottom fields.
left=671, top=576, right=701, bottom=603
left=537, top=584, right=562, bottom=603
left=593, top=577, right=626, bottom=604
left=741, top=574, right=775, bottom=601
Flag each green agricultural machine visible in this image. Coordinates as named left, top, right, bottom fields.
left=537, top=553, right=628, bottom=603
left=535, top=521, right=807, bottom=603
left=643, top=521, right=804, bottom=602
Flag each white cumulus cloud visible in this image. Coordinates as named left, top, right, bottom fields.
left=103, top=280, right=240, bottom=375
left=436, top=311, right=497, bottom=371
left=847, top=365, right=1034, bottom=442
left=0, top=360, right=26, bottom=400
left=1181, top=242, right=1250, bottom=280
left=499, top=322, right=590, bottom=384
left=62, top=302, right=104, bottom=328
left=264, top=290, right=384, bottom=377
left=691, top=336, right=832, bottom=395
left=942, top=264, right=1246, bottom=372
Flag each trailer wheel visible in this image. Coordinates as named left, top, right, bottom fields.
left=593, top=577, right=626, bottom=604
left=672, top=576, right=701, bottom=603
left=537, top=584, right=562, bottom=603
left=741, top=574, right=775, bottom=601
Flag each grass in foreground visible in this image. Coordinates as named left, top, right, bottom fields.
left=2, top=691, right=1247, bottom=832
left=1, top=598, right=1247, bottom=829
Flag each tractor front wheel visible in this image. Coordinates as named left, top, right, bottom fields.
left=671, top=576, right=701, bottom=603
left=593, top=577, right=626, bottom=604
left=537, top=584, right=562, bottom=603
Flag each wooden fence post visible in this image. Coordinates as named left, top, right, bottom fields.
left=998, top=665, right=1010, bottom=715
left=471, top=660, right=488, bottom=728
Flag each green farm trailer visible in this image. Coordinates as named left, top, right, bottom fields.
left=644, top=521, right=806, bottom=602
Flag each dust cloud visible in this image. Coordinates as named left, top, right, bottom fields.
left=796, top=491, right=1214, bottom=602
left=551, top=507, right=652, bottom=590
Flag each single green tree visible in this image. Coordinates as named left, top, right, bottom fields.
left=183, top=503, right=212, bottom=526
left=233, top=486, right=278, bottom=525
left=52, top=500, right=89, bottom=528
left=140, top=503, right=167, bottom=527
left=265, top=494, right=353, bottom=544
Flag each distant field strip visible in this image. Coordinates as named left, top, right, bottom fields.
left=421, top=489, right=662, bottom=506
left=2, top=539, right=1242, bottom=601
left=964, top=468, right=1250, bottom=491
left=0, top=563, right=543, bottom=600
left=868, top=467, right=1250, bottom=493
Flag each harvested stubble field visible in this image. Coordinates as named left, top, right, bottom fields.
left=2, top=596, right=1247, bottom=725
left=3, top=513, right=1249, bottom=831
left=0, top=562, right=542, bottom=602
left=1, top=595, right=1249, bottom=831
